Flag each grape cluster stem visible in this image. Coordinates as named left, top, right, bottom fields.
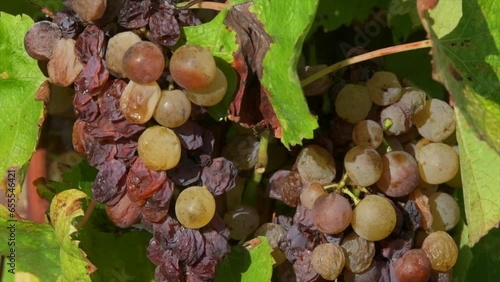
left=301, top=39, right=432, bottom=87
left=243, top=130, right=270, bottom=204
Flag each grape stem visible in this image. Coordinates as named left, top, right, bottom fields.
left=301, top=39, right=432, bottom=87
left=323, top=173, right=349, bottom=191
left=244, top=130, right=270, bottom=199
left=176, top=1, right=227, bottom=11
left=382, top=138, right=393, bottom=152
left=342, top=187, right=361, bottom=205
left=75, top=199, right=97, bottom=231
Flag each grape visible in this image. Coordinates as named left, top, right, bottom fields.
left=67, top=0, right=107, bottom=22
left=393, top=249, right=432, bottom=282
left=412, top=99, right=456, bottom=142
left=122, top=41, right=165, bottom=84
left=24, top=21, right=62, bottom=60
left=380, top=101, right=412, bottom=135
left=299, top=182, right=327, bottom=210
left=366, top=71, right=402, bottom=106
left=223, top=205, right=260, bottom=240
left=47, top=39, right=84, bottom=87
left=335, top=84, right=372, bottom=123
left=428, top=192, right=460, bottom=231
left=351, top=195, right=397, bottom=241
left=376, top=151, right=419, bottom=197
left=311, top=243, right=345, bottom=280
left=344, top=146, right=382, bottom=187
left=254, top=223, right=286, bottom=249
left=417, top=142, right=459, bottom=184
left=119, top=80, right=161, bottom=124
left=399, top=87, right=427, bottom=115
left=340, top=232, right=375, bottom=273
left=352, top=119, right=383, bottom=149
left=312, top=193, right=352, bottom=234
left=267, top=170, right=304, bottom=207
left=153, top=89, right=192, bottom=128
left=170, top=44, right=216, bottom=90
left=295, top=145, right=336, bottom=185
left=221, top=135, right=260, bottom=170
left=105, top=31, right=142, bottom=77
left=185, top=68, right=228, bottom=107
left=175, top=186, right=216, bottom=229
left=138, top=125, right=181, bottom=171
left=421, top=231, right=458, bottom=272
left=226, top=176, right=245, bottom=211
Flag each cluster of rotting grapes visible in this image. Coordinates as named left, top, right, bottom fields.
left=257, top=69, right=462, bottom=281
left=24, top=1, right=241, bottom=281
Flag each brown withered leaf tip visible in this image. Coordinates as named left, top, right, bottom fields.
left=225, top=3, right=282, bottom=136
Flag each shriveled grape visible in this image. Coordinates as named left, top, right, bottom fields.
left=170, top=44, right=216, bottom=90
left=175, top=186, right=216, bottom=229
left=295, top=145, right=336, bottom=185
left=254, top=223, right=286, bottom=249
left=153, top=89, right=192, bottom=128
left=122, top=41, right=165, bottom=84
left=340, top=232, right=375, bottom=273
left=421, top=231, right=458, bottom=272
left=312, top=193, right=352, bottom=234
left=351, top=195, right=396, bottom=241
left=335, top=84, right=372, bottom=123
left=138, top=125, right=181, bottom=171
left=120, top=80, right=161, bottom=124
left=311, top=243, right=345, bottom=280
left=47, top=38, right=84, bottom=87
left=344, top=146, right=382, bottom=187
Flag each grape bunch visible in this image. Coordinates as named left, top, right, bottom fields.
left=23, top=1, right=463, bottom=281
left=24, top=1, right=240, bottom=280
left=262, top=69, right=461, bottom=281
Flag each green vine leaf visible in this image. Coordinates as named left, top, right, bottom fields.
left=0, top=189, right=94, bottom=281
left=215, top=237, right=274, bottom=282
left=0, top=12, right=46, bottom=178
left=422, top=0, right=500, bottom=154
left=250, top=0, right=319, bottom=147
left=455, top=108, right=500, bottom=245
left=184, top=0, right=319, bottom=147
left=0, top=206, right=61, bottom=281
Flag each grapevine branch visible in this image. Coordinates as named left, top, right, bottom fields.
left=301, top=39, right=432, bottom=87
